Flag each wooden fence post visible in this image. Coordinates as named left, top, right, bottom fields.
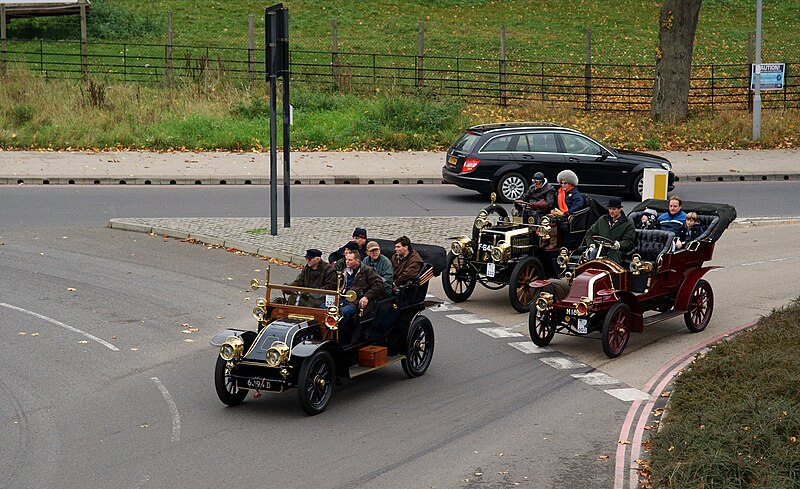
left=747, top=32, right=754, bottom=111
left=248, top=14, right=255, bottom=82
left=80, top=0, right=88, bottom=81
left=331, top=18, right=340, bottom=90
left=0, top=4, right=7, bottom=76
left=416, top=20, right=424, bottom=87
left=585, top=29, right=592, bottom=111
left=500, top=26, right=507, bottom=106
left=166, top=11, right=174, bottom=84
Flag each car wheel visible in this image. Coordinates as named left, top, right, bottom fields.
left=442, top=251, right=477, bottom=302
left=298, top=350, right=335, bottom=415
left=631, top=173, right=644, bottom=201
left=214, top=356, right=248, bottom=406
left=602, top=303, right=631, bottom=358
left=684, top=279, right=714, bottom=333
left=508, top=256, right=545, bottom=313
left=496, top=172, right=527, bottom=203
left=528, top=282, right=566, bottom=347
left=401, top=315, right=435, bottom=378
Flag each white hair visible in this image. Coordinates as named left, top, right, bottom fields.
left=556, top=169, right=579, bottom=186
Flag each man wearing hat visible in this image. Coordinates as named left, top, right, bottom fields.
left=363, top=241, right=394, bottom=296
left=289, top=248, right=338, bottom=307
left=333, top=241, right=361, bottom=272
left=514, top=171, right=555, bottom=222
left=583, top=197, right=635, bottom=265
left=329, top=227, right=369, bottom=265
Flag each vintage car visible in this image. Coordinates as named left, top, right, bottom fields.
left=528, top=199, right=736, bottom=357
left=210, top=251, right=443, bottom=415
left=442, top=192, right=605, bottom=312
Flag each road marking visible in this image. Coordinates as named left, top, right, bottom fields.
left=540, top=357, right=587, bottom=370
left=1, top=303, right=119, bottom=351
left=427, top=303, right=462, bottom=312
left=508, top=341, right=551, bottom=354
left=446, top=313, right=492, bottom=324
left=604, top=388, right=650, bottom=402
left=151, top=377, right=181, bottom=442
left=571, top=371, right=620, bottom=385
left=476, top=326, right=523, bottom=338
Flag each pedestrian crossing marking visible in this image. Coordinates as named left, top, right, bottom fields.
left=446, top=313, right=492, bottom=325
left=428, top=303, right=462, bottom=312
left=476, top=327, right=524, bottom=338
left=540, top=357, right=587, bottom=370
left=508, top=341, right=551, bottom=354
left=571, top=371, right=620, bottom=385
left=604, top=388, right=650, bottom=401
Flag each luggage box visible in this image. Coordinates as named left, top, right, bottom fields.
left=358, top=345, right=387, bottom=368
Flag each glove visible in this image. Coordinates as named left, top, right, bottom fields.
left=588, top=244, right=596, bottom=253
left=612, top=241, right=621, bottom=250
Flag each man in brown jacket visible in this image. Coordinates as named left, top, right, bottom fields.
left=340, top=249, right=387, bottom=321
left=391, top=236, right=424, bottom=290
left=288, top=249, right=338, bottom=307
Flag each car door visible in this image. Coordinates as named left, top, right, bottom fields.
left=511, top=132, right=566, bottom=182
left=556, top=133, right=623, bottom=194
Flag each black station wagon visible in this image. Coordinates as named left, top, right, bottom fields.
left=442, top=122, right=675, bottom=203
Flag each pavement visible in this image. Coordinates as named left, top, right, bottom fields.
left=2, top=148, right=798, bottom=263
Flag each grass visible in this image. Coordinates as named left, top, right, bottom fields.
left=647, top=297, right=800, bottom=488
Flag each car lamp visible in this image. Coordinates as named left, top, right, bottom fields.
left=462, top=158, right=480, bottom=173
left=450, top=237, right=473, bottom=257
left=491, top=242, right=510, bottom=262
left=265, top=341, right=290, bottom=367
left=535, top=292, right=553, bottom=312
left=219, top=335, right=244, bottom=361
left=576, top=297, right=592, bottom=316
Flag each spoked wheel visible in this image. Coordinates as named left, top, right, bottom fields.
left=684, top=279, right=714, bottom=333
left=496, top=172, right=527, bottom=203
left=442, top=252, right=477, bottom=302
left=508, top=256, right=545, bottom=313
left=401, top=315, right=435, bottom=378
left=602, top=303, right=631, bottom=358
left=528, top=282, right=567, bottom=347
left=298, top=350, right=335, bottom=415
left=215, top=356, right=248, bottom=406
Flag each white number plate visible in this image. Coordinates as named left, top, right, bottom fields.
left=486, top=262, right=496, bottom=277
left=577, top=318, right=588, bottom=334
left=325, top=295, right=335, bottom=307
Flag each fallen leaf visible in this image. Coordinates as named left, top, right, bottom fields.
left=216, top=316, right=225, bottom=319
left=67, top=287, right=77, bottom=291
left=78, top=340, right=88, bottom=344
left=18, top=332, right=27, bottom=335
left=619, top=439, right=631, bottom=445
left=184, top=339, right=195, bottom=343
left=130, top=347, right=138, bottom=351
left=31, top=332, right=40, bottom=336
left=181, top=323, right=190, bottom=327
left=597, top=455, right=610, bottom=460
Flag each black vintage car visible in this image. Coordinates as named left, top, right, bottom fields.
left=442, top=193, right=606, bottom=312
left=211, top=247, right=445, bottom=415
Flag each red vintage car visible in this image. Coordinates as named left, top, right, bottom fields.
left=528, top=199, right=736, bottom=357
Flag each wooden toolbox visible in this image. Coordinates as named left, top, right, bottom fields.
left=358, top=345, right=388, bottom=368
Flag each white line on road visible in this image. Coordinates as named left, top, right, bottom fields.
left=604, top=387, right=650, bottom=402
left=427, top=302, right=462, bottom=312
left=571, top=371, right=620, bottom=385
left=540, top=357, right=587, bottom=370
left=1, top=302, right=119, bottom=351
left=151, top=377, right=181, bottom=442
left=476, top=327, right=524, bottom=338
left=445, top=313, right=492, bottom=324
left=508, top=341, right=551, bottom=354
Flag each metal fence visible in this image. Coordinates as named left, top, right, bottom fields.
left=1, top=39, right=797, bottom=111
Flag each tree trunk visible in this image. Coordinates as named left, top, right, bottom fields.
left=651, top=0, right=702, bottom=122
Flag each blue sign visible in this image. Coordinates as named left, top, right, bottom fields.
left=751, top=63, right=785, bottom=90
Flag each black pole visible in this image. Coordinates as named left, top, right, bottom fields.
left=280, top=7, right=291, bottom=228
left=266, top=8, right=279, bottom=236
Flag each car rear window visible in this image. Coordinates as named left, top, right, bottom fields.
left=451, top=132, right=481, bottom=152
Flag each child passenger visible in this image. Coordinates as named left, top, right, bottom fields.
left=675, top=212, right=704, bottom=250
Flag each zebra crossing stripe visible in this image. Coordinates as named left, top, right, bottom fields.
left=508, top=341, right=551, bottom=354
left=476, top=327, right=524, bottom=338
left=428, top=302, right=462, bottom=312
left=446, top=313, right=492, bottom=324
left=540, top=357, right=587, bottom=370
left=571, top=371, right=620, bottom=385
left=604, top=388, right=650, bottom=402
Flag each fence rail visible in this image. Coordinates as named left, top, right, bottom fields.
left=1, top=39, right=797, bottom=111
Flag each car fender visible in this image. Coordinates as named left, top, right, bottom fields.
left=491, top=162, right=526, bottom=180
left=675, top=267, right=720, bottom=311
left=209, top=328, right=248, bottom=346
left=613, top=291, right=645, bottom=333
left=291, top=339, right=335, bottom=359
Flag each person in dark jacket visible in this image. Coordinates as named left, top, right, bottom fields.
left=288, top=249, right=338, bottom=307
left=637, top=208, right=659, bottom=230
left=391, top=235, right=424, bottom=290
left=329, top=227, right=368, bottom=265
left=363, top=241, right=393, bottom=295
left=550, top=169, right=585, bottom=218
left=340, top=249, right=387, bottom=321
left=675, top=211, right=704, bottom=250
left=657, top=195, right=687, bottom=233
left=333, top=241, right=361, bottom=272
left=514, top=171, right=555, bottom=222
left=584, top=197, right=635, bottom=264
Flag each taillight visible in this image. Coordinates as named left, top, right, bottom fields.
left=462, top=158, right=480, bottom=173
left=325, top=315, right=338, bottom=327
left=576, top=302, right=588, bottom=315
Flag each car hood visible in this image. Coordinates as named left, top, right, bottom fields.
left=612, top=149, right=672, bottom=169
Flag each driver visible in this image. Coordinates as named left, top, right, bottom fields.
left=583, top=197, right=635, bottom=264
left=514, top=171, right=555, bottom=222
left=288, top=249, right=338, bottom=307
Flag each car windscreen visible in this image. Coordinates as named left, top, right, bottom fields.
left=451, top=132, right=481, bottom=152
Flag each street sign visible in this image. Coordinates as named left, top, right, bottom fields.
left=750, top=63, right=785, bottom=90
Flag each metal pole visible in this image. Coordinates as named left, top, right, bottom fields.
left=499, top=26, right=506, bottom=106
left=167, top=11, right=173, bottom=84
left=753, top=0, right=762, bottom=140
left=416, top=21, right=424, bottom=87
left=1, top=4, right=7, bottom=76
left=248, top=14, right=255, bottom=83
left=280, top=7, right=290, bottom=228
left=585, top=29, right=592, bottom=111
left=80, top=0, right=88, bottom=80
left=267, top=9, right=278, bottom=236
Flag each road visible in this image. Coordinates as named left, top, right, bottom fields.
left=1, top=181, right=798, bottom=489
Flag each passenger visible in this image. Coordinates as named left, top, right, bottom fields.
left=637, top=208, right=659, bottom=230
left=550, top=169, right=585, bottom=219
left=340, top=249, right=387, bottom=322
left=289, top=248, right=338, bottom=307
left=583, top=197, right=635, bottom=265
left=675, top=211, right=704, bottom=250
left=657, top=195, right=687, bottom=234
left=391, top=235, right=424, bottom=290
left=330, top=227, right=369, bottom=265
left=363, top=240, right=393, bottom=296
left=514, top=171, right=555, bottom=222
left=333, top=241, right=361, bottom=272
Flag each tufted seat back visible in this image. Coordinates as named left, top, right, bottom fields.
left=634, top=229, right=675, bottom=262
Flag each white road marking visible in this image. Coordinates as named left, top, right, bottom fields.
left=476, top=327, right=524, bottom=338
left=540, top=357, right=587, bottom=370
left=741, top=261, right=765, bottom=266
left=571, top=371, right=620, bottom=385
left=604, top=387, right=650, bottom=402
left=1, top=303, right=119, bottom=351
left=446, top=313, right=492, bottom=324
left=508, top=341, right=551, bottom=354
left=427, top=303, right=462, bottom=312
left=151, top=377, right=181, bottom=442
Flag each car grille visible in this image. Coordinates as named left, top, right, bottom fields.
left=510, top=235, right=534, bottom=254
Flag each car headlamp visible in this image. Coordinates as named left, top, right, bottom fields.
left=451, top=240, right=463, bottom=255
left=473, top=210, right=489, bottom=230
left=219, top=335, right=244, bottom=361
left=450, top=237, right=472, bottom=257
left=265, top=341, right=290, bottom=367
left=535, top=292, right=553, bottom=312
left=491, top=242, right=510, bottom=262
left=556, top=248, right=570, bottom=267
left=576, top=297, right=592, bottom=316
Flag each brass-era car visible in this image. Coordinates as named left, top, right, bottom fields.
left=442, top=193, right=605, bottom=312
left=210, top=257, right=441, bottom=415
left=528, top=199, right=736, bottom=357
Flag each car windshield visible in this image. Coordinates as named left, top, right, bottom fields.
left=452, top=132, right=481, bottom=152
left=266, top=283, right=340, bottom=310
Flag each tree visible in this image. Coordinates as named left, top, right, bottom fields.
left=651, top=0, right=702, bottom=122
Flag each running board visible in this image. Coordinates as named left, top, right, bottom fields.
left=643, top=310, right=685, bottom=327
left=348, top=355, right=406, bottom=378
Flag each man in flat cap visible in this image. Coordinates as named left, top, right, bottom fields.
left=583, top=197, right=635, bottom=264
left=329, top=227, right=368, bottom=266
left=289, top=248, right=338, bottom=307
left=333, top=241, right=361, bottom=273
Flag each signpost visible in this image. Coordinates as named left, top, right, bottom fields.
left=750, top=63, right=785, bottom=90
left=265, top=3, right=290, bottom=235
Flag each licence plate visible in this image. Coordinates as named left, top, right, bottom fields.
left=486, top=262, right=496, bottom=277
left=245, top=377, right=277, bottom=391
left=577, top=318, right=588, bottom=334
left=448, top=155, right=457, bottom=166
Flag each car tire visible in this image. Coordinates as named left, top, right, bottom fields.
left=214, top=356, right=248, bottom=406
left=442, top=251, right=477, bottom=302
left=508, top=256, right=545, bottom=313
left=496, top=172, right=527, bottom=203
left=684, top=279, right=714, bottom=333
left=401, top=315, right=435, bottom=378
left=298, top=350, right=335, bottom=415
left=527, top=281, right=567, bottom=347
left=631, top=172, right=644, bottom=201
left=602, top=302, right=631, bottom=358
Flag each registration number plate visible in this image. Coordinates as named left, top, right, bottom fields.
left=448, top=155, right=457, bottom=166
left=246, top=378, right=273, bottom=390
left=486, top=262, right=496, bottom=277
left=577, top=318, right=588, bottom=334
